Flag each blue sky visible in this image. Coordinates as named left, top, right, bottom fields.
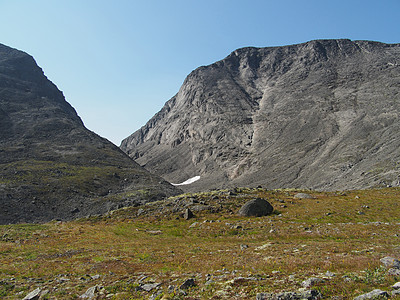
left=0, top=0, right=399, bottom=145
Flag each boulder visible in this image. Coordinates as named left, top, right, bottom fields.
left=353, top=289, right=389, bottom=300
left=79, top=285, right=102, bottom=299
left=238, top=198, right=273, bottom=217
left=180, top=278, right=196, bottom=289
left=184, top=208, right=194, bottom=220
left=294, top=193, right=314, bottom=199
left=380, top=256, right=400, bottom=269
left=301, top=277, right=325, bottom=288
left=22, top=288, right=41, bottom=300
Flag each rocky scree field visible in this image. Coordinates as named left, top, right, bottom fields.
left=0, top=187, right=399, bottom=299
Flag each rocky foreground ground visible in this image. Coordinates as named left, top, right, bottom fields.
left=1, top=187, right=400, bottom=299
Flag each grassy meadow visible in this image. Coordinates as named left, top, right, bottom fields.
left=0, top=187, right=399, bottom=299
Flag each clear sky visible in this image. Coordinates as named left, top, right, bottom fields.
left=0, top=0, right=399, bottom=145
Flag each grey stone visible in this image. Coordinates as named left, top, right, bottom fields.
left=184, top=208, right=194, bottom=220
left=388, top=268, right=400, bottom=276
left=140, top=282, right=160, bottom=292
left=294, top=193, right=314, bottom=199
left=353, top=289, right=389, bottom=300
left=393, top=282, right=400, bottom=289
left=301, top=277, right=325, bottom=288
left=256, top=289, right=322, bottom=300
left=79, top=285, right=101, bottom=299
left=238, top=198, right=273, bottom=217
left=189, top=222, right=199, bottom=228
left=240, top=244, right=249, bottom=250
left=380, top=256, right=400, bottom=269
left=180, top=278, right=196, bottom=289
left=22, top=288, right=41, bottom=300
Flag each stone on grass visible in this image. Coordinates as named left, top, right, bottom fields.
left=184, top=208, right=194, bottom=220
left=294, top=193, right=314, bottom=199
left=256, top=289, right=321, bottom=300
left=380, top=256, right=400, bottom=269
left=180, top=278, right=196, bottom=289
left=22, top=288, right=41, bottom=300
left=238, top=198, right=273, bottom=217
left=302, top=277, right=325, bottom=288
left=140, top=282, right=160, bottom=292
left=353, top=289, right=389, bottom=300
left=393, top=282, right=400, bottom=289
left=79, top=285, right=101, bottom=299
left=388, top=268, right=400, bottom=276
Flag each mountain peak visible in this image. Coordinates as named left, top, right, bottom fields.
left=121, top=39, right=400, bottom=192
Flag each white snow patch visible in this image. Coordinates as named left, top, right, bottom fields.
left=172, top=176, right=201, bottom=186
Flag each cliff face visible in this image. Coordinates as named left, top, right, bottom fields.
left=0, top=43, right=181, bottom=224
left=121, top=39, right=400, bottom=192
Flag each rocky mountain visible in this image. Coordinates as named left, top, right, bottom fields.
left=0, top=43, right=181, bottom=224
left=121, top=39, right=400, bottom=192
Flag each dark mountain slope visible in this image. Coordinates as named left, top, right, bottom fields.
left=0, top=43, right=181, bottom=224
left=121, top=39, right=400, bottom=192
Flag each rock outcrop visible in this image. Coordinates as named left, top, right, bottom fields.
left=0, top=43, right=181, bottom=224
left=121, top=39, right=400, bottom=192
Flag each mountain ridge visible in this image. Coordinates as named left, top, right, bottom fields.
left=121, top=39, right=400, bottom=192
left=0, top=43, right=181, bottom=224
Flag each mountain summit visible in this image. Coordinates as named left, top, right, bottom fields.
left=121, top=39, right=400, bottom=192
left=0, top=43, right=181, bottom=224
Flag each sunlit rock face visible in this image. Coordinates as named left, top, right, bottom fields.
left=122, top=39, right=400, bottom=192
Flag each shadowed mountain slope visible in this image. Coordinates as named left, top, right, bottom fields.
left=0, top=43, right=181, bottom=224
left=121, top=39, right=400, bottom=192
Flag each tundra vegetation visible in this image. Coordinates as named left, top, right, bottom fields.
left=1, top=187, right=399, bottom=299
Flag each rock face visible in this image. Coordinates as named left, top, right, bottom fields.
left=0, top=43, right=181, bottom=224
left=121, top=39, right=400, bottom=192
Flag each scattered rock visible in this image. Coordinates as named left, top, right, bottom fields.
left=240, top=244, right=249, bottom=250
left=79, top=285, right=101, bottom=299
left=147, top=230, right=162, bottom=235
left=189, top=222, right=199, bottom=228
left=392, top=290, right=400, bottom=296
left=256, top=289, right=322, bottom=300
left=353, top=289, right=389, bottom=300
left=388, top=268, right=400, bottom=276
left=380, top=256, right=400, bottom=269
left=184, top=208, right=194, bottom=220
left=180, top=278, right=196, bottom=289
left=238, top=198, right=273, bottom=217
left=22, top=288, right=41, bottom=300
left=301, top=277, right=325, bottom=288
left=255, top=243, right=273, bottom=250
left=294, top=193, right=314, bottom=199
left=324, top=271, right=336, bottom=278
left=231, top=276, right=259, bottom=284
left=393, top=282, right=400, bottom=289
left=140, top=282, right=160, bottom=292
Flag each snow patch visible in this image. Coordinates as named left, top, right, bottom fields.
left=172, top=176, right=201, bottom=186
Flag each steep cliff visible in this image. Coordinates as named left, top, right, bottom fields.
left=121, top=39, right=400, bottom=192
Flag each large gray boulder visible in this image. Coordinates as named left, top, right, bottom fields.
left=238, top=198, right=273, bottom=217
